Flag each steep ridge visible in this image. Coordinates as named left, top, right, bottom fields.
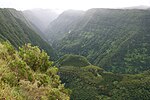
left=0, top=8, right=56, bottom=59
left=51, top=8, right=150, bottom=73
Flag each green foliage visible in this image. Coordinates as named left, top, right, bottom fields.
left=59, top=62, right=150, bottom=100
left=57, top=55, right=123, bottom=100
left=19, top=43, right=53, bottom=72
left=59, top=65, right=104, bottom=100
left=1, top=71, right=18, bottom=86
left=111, top=72, right=150, bottom=100
left=59, top=63, right=123, bottom=100
left=82, top=65, right=104, bottom=75
left=57, top=54, right=150, bottom=100
left=51, top=9, right=150, bottom=74
left=56, top=54, right=91, bottom=67
left=0, top=82, right=24, bottom=100
left=10, top=60, right=34, bottom=81
left=0, top=42, right=70, bottom=100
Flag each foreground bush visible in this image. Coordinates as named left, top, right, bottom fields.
left=0, top=42, right=70, bottom=100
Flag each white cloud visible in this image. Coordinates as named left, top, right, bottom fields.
left=0, top=0, right=150, bottom=10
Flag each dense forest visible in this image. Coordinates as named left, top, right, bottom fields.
left=47, top=9, right=150, bottom=74
left=0, top=8, right=150, bottom=100
left=58, top=54, right=150, bottom=100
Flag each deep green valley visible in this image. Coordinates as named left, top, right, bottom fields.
left=0, top=8, right=150, bottom=100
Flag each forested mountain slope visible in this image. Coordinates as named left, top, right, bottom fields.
left=45, top=10, right=84, bottom=43
left=57, top=54, right=150, bottom=100
left=51, top=8, right=150, bottom=73
left=0, top=8, right=56, bottom=59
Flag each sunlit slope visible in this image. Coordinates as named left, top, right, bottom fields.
left=0, top=42, right=70, bottom=99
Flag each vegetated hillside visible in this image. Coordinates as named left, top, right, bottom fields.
left=56, top=54, right=91, bottom=67
left=53, top=8, right=150, bottom=73
left=0, top=42, right=70, bottom=100
left=58, top=54, right=150, bottom=100
left=23, top=9, right=59, bottom=32
left=45, top=10, right=84, bottom=43
left=0, top=8, right=56, bottom=59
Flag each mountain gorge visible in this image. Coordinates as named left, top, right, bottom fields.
left=47, top=8, right=150, bottom=73
left=44, top=8, right=150, bottom=99
left=0, top=7, right=150, bottom=100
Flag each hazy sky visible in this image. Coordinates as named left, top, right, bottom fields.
left=0, top=0, right=150, bottom=10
